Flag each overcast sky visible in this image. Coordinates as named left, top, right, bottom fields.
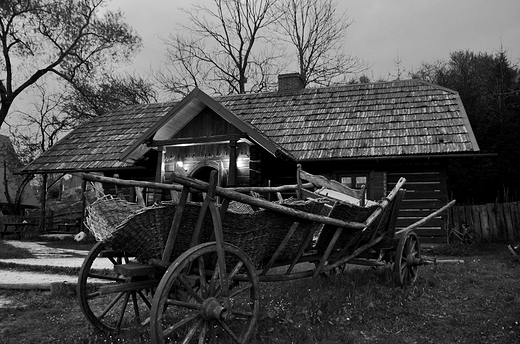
left=3, top=0, right=519, bottom=136
left=107, top=0, right=520, bottom=80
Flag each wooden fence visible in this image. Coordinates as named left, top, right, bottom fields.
left=447, top=202, right=520, bottom=243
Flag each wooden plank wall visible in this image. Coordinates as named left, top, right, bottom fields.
left=387, top=170, right=448, bottom=245
left=448, top=202, right=520, bottom=243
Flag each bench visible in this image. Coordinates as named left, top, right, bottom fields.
left=0, top=215, right=35, bottom=240
left=56, top=218, right=81, bottom=233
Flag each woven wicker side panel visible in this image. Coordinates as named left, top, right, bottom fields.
left=85, top=196, right=143, bottom=242
left=263, top=199, right=328, bottom=261
left=222, top=211, right=269, bottom=266
left=105, top=207, right=164, bottom=263
left=315, top=203, right=379, bottom=253
left=103, top=203, right=215, bottom=263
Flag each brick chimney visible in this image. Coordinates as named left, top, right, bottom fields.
left=278, top=73, right=304, bottom=93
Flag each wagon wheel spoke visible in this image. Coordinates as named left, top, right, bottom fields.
left=183, top=317, right=204, bottom=343
left=131, top=292, right=140, bottom=319
left=165, top=298, right=202, bottom=310
left=98, top=292, right=125, bottom=320
left=227, top=261, right=244, bottom=283
left=214, top=261, right=246, bottom=299
left=116, top=292, right=131, bottom=330
left=208, top=261, right=220, bottom=295
left=198, top=321, right=208, bottom=344
left=136, top=290, right=152, bottom=309
left=229, top=282, right=253, bottom=299
left=198, top=255, right=208, bottom=298
left=178, top=275, right=204, bottom=304
left=162, top=313, right=199, bottom=338
left=216, top=319, right=242, bottom=343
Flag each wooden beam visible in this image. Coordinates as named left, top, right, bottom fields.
left=394, top=200, right=456, bottom=237
left=150, top=134, right=246, bottom=146
left=169, top=173, right=367, bottom=230
left=79, top=172, right=375, bottom=230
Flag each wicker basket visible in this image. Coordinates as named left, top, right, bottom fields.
left=86, top=197, right=270, bottom=264
left=99, top=202, right=216, bottom=263
left=314, top=199, right=393, bottom=254
left=85, top=195, right=144, bottom=242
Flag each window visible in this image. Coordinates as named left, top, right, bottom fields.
left=339, top=174, right=367, bottom=190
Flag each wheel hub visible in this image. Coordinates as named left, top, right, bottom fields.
left=201, top=297, right=234, bottom=322
left=406, top=253, right=421, bottom=266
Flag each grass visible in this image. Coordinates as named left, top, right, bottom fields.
left=0, top=243, right=519, bottom=343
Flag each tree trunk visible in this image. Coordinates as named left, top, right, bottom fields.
left=0, top=97, right=14, bottom=129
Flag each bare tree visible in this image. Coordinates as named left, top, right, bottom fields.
left=409, top=59, right=449, bottom=83
left=62, top=72, right=159, bottom=124
left=0, top=0, right=142, bottom=129
left=5, top=72, right=158, bottom=165
left=276, top=0, right=366, bottom=87
left=6, top=83, right=72, bottom=164
left=158, top=0, right=283, bottom=97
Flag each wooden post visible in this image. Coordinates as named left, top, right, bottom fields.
left=161, top=186, right=190, bottom=262
left=154, top=147, right=166, bottom=203
left=113, top=174, right=126, bottom=200
left=80, top=179, right=87, bottom=233
left=39, top=173, right=48, bottom=232
left=228, top=140, right=237, bottom=187
left=296, top=164, right=303, bottom=199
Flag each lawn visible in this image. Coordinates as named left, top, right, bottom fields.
left=0, top=243, right=519, bottom=343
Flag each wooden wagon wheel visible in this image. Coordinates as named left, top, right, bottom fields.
left=393, top=232, right=421, bottom=286
left=150, top=242, right=260, bottom=344
left=77, top=242, right=158, bottom=332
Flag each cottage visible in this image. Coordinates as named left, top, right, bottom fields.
left=21, top=75, right=480, bottom=244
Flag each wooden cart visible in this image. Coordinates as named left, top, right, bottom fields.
left=77, top=169, right=454, bottom=343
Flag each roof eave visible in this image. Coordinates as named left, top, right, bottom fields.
left=17, top=166, right=149, bottom=175
left=296, top=152, right=494, bottom=163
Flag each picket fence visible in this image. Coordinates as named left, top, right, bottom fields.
left=447, top=202, right=520, bottom=243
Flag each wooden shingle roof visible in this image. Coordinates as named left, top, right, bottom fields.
left=22, top=102, right=175, bottom=173
left=218, top=79, right=479, bottom=161
left=21, top=79, right=479, bottom=173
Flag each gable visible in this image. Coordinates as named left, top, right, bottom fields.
left=171, top=107, right=244, bottom=139
left=121, top=88, right=292, bottom=161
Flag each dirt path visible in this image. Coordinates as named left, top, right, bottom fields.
left=0, top=240, right=110, bottom=290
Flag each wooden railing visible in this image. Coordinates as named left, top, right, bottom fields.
left=447, top=202, right=520, bottom=243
